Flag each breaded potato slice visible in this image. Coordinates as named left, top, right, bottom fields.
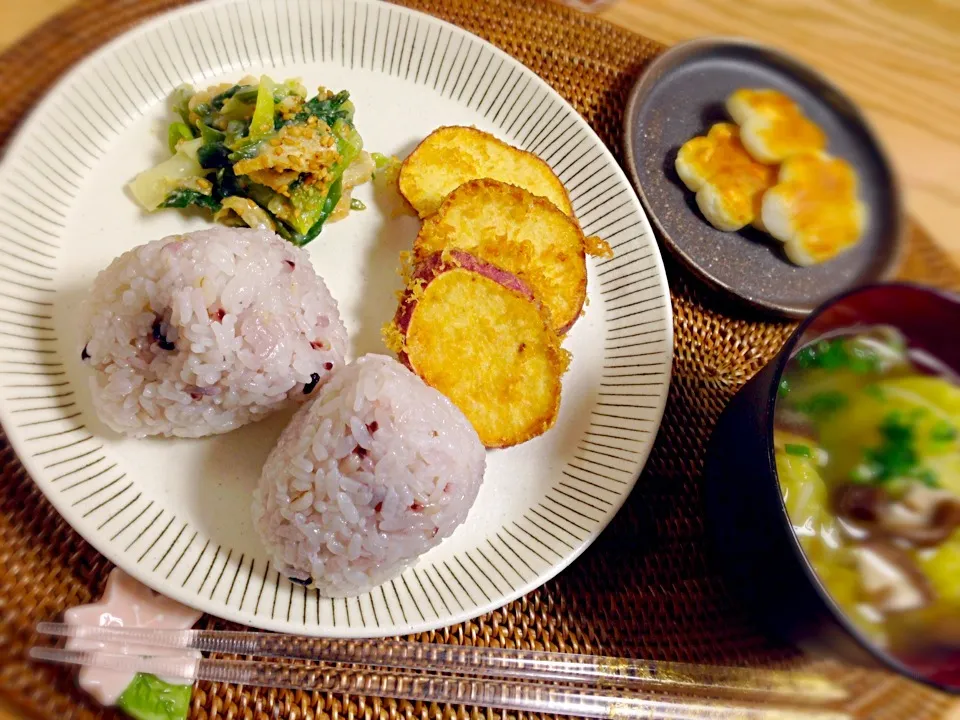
left=398, top=126, right=574, bottom=218
left=414, top=179, right=587, bottom=334
left=386, top=250, right=568, bottom=448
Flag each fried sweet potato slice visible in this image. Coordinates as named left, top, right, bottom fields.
left=386, top=250, right=568, bottom=448
left=414, top=179, right=587, bottom=334
left=398, top=126, right=574, bottom=218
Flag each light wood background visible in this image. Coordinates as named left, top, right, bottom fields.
left=1, top=0, right=958, bottom=264
left=0, top=0, right=958, bottom=717
left=597, top=0, right=960, bottom=265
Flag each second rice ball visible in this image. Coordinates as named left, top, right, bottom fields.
left=253, top=354, right=486, bottom=597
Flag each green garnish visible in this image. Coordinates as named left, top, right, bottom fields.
left=793, top=391, right=849, bottom=420
left=795, top=340, right=843, bottom=370
left=853, top=411, right=940, bottom=488
left=785, top=444, right=813, bottom=458
left=847, top=341, right=883, bottom=374
left=350, top=198, right=366, bottom=211
left=865, top=412, right=917, bottom=481
left=794, top=338, right=880, bottom=374
left=117, top=673, right=192, bottom=720
left=777, top=378, right=791, bottom=398
left=931, top=420, right=958, bottom=443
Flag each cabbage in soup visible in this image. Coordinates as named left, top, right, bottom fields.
left=774, top=326, right=960, bottom=680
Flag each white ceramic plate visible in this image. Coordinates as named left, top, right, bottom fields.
left=0, top=0, right=672, bottom=636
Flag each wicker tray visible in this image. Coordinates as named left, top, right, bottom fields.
left=0, top=1, right=957, bottom=718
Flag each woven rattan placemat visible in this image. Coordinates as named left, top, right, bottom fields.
left=1, top=1, right=958, bottom=718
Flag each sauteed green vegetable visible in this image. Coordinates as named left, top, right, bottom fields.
left=129, top=76, right=376, bottom=246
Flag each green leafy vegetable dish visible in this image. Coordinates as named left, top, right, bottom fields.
left=129, top=75, right=375, bottom=246
left=774, top=326, right=960, bottom=674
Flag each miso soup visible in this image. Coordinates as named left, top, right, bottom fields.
left=775, top=326, right=960, bottom=681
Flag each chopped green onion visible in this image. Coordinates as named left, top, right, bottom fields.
left=349, top=198, right=366, bottom=211
left=866, top=412, right=917, bottom=482
left=794, top=346, right=818, bottom=369
left=777, top=378, right=791, bottom=398
left=815, top=340, right=849, bottom=370
left=854, top=411, right=939, bottom=488
left=848, top=344, right=881, bottom=374
left=793, top=391, right=849, bottom=420
left=793, top=337, right=880, bottom=374
left=784, top=444, right=813, bottom=458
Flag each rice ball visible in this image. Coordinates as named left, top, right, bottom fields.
left=253, top=354, right=486, bottom=597
left=81, top=227, right=347, bottom=438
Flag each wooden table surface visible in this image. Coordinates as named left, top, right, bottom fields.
left=1, top=0, right=958, bottom=264
left=597, top=0, right=960, bottom=265
left=0, top=0, right=958, bottom=718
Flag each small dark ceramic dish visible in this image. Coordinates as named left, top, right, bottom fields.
left=623, top=38, right=905, bottom=319
left=704, top=283, right=960, bottom=694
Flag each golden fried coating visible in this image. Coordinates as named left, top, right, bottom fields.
left=675, top=122, right=777, bottom=231
left=387, top=251, right=568, bottom=448
left=414, top=179, right=587, bottom=334
left=398, top=126, right=574, bottom=218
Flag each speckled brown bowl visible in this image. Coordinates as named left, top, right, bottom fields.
left=623, top=37, right=905, bottom=319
